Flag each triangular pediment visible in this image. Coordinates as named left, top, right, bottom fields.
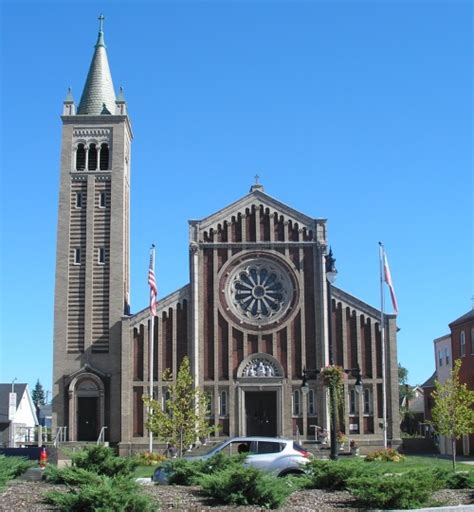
left=193, top=188, right=324, bottom=234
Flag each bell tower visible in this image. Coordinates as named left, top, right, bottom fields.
left=52, top=16, right=132, bottom=443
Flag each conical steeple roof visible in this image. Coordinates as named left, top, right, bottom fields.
left=77, top=15, right=116, bottom=115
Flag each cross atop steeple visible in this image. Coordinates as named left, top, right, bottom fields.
left=98, top=14, right=105, bottom=32
left=77, top=15, right=116, bottom=114
left=254, top=174, right=260, bottom=185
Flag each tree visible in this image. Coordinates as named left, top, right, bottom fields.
left=431, top=359, right=474, bottom=471
left=32, top=379, right=46, bottom=412
left=398, top=364, right=415, bottom=430
left=144, top=356, right=217, bottom=457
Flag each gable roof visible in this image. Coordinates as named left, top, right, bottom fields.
left=421, top=371, right=437, bottom=388
left=0, top=383, right=27, bottom=423
left=449, top=308, right=474, bottom=328
left=193, top=187, right=325, bottom=235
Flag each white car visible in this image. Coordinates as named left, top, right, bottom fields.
left=152, top=436, right=313, bottom=483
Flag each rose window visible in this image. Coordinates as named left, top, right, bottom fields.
left=227, top=259, right=293, bottom=325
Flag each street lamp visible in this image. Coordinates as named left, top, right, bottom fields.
left=300, top=248, right=363, bottom=460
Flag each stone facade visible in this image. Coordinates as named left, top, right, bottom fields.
left=53, top=22, right=400, bottom=452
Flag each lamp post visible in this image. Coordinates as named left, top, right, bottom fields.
left=301, top=248, right=363, bottom=460
left=325, top=248, right=338, bottom=460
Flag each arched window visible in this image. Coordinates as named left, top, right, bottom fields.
left=100, top=143, right=109, bottom=170
left=76, top=144, right=86, bottom=170
left=292, top=390, right=301, bottom=416
left=88, top=143, right=98, bottom=170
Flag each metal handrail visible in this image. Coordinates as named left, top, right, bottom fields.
left=97, top=426, right=108, bottom=445
left=53, top=426, right=67, bottom=447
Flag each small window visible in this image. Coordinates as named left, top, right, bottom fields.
left=98, top=247, right=105, bottom=264
left=308, top=389, right=316, bottom=416
left=460, top=331, right=466, bottom=357
left=75, top=192, right=83, bottom=208
left=219, top=390, right=227, bottom=417
left=438, top=350, right=443, bottom=367
left=349, top=388, right=358, bottom=415
left=292, top=390, right=301, bottom=416
left=363, top=388, right=371, bottom=415
left=99, top=191, right=107, bottom=208
left=162, top=390, right=171, bottom=415
left=76, top=144, right=86, bottom=171
left=88, top=143, right=98, bottom=170
left=100, top=143, right=109, bottom=170
left=445, top=347, right=450, bottom=365
left=73, top=248, right=81, bottom=265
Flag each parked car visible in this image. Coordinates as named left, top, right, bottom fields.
left=152, top=436, right=313, bottom=483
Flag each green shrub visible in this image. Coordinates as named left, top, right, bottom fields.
left=348, top=471, right=433, bottom=509
left=0, top=455, right=33, bottom=489
left=199, top=464, right=294, bottom=509
left=304, top=459, right=372, bottom=490
left=365, top=448, right=405, bottom=462
left=431, top=467, right=474, bottom=489
left=43, top=465, right=102, bottom=486
left=70, top=444, right=138, bottom=477
left=45, top=475, right=153, bottom=512
left=164, top=452, right=245, bottom=485
left=163, top=458, right=205, bottom=485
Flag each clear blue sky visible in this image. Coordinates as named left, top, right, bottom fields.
left=0, top=1, right=472, bottom=398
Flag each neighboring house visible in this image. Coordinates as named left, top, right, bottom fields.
left=449, top=309, right=474, bottom=456
left=0, top=384, right=38, bottom=447
left=401, top=385, right=424, bottom=434
left=424, top=310, right=474, bottom=457
left=428, top=334, right=453, bottom=455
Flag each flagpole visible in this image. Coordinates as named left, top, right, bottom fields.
left=378, top=242, right=388, bottom=449
left=149, top=245, right=156, bottom=453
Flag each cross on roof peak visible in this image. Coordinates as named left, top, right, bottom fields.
left=98, top=14, right=105, bottom=32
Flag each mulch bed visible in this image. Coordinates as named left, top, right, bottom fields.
left=0, top=479, right=473, bottom=511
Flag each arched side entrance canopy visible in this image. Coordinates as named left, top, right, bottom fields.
left=67, top=365, right=106, bottom=441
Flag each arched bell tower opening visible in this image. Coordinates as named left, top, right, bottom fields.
left=68, top=372, right=105, bottom=441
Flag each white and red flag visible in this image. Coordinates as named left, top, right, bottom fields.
left=148, top=245, right=157, bottom=316
left=380, top=244, right=398, bottom=314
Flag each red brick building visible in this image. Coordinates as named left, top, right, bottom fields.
left=449, top=309, right=474, bottom=455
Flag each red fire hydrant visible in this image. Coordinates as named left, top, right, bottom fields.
left=39, top=446, right=48, bottom=469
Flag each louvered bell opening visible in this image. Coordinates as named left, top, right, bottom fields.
left=76, top=144, right=86, bottom=171
left=100, top=143, right=109, bottom=170
left=88, top=143, right=98, bottom=170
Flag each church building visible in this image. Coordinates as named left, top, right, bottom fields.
left=52, top=21, right=400, bottom=452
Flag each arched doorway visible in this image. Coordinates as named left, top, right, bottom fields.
left=236, top=353, right=284, bottom=437
left=68, top=372, right=105, bottom=441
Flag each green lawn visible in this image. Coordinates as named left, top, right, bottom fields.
left=342, top=455, right=474, bottom=474
left=133, top=465, right=156, bottom=478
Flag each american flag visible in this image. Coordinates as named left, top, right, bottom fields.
left=382, top=249, right=398, bottom=314
left=148, top=245, right=157, bottom=317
